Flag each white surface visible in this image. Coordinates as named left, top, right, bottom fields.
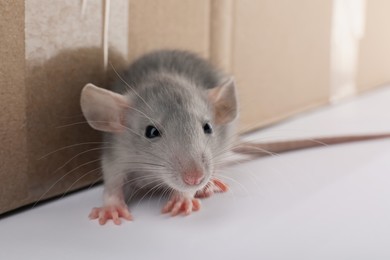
left=2, top=87, right=390, bottom=260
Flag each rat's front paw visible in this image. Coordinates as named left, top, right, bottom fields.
left=162, top=193, right=201, bottom=216
left=195, top=178, right=229, bottom=198
left=89, top=204, right=133, bottom=225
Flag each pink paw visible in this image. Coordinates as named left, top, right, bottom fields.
left=195, top=178, right=229, bottom=198
left=162, top=193, right=201, bottom=216
left=89, top=204, right=133, bottom=225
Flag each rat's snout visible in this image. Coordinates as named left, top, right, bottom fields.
left=183, top=171, right=204, bottom=186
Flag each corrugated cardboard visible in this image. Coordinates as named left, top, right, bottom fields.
left=231, top=0, right=333, bottom=131
left=128, top=0, right=211, bottom=61
left=0, top=0, right=128, bottom=214
left=0, top=0, right=28, bottom=212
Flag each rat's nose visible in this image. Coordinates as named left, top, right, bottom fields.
left=183, top=171, right=204, bottom=186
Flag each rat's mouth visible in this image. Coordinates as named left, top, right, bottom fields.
left=166, top=175, right=210, bottom=193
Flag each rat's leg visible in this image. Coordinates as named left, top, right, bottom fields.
left=162, top=191, right=200, bottom=216
left=89, top=171, right=132, bottom=225
left=195, top=178, right=229, bottom=198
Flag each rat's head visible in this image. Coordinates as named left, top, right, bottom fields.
left=80, top=76, right=238, bottom=193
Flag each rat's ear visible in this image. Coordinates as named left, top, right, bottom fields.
left=208, top=77, right=238, bottom=125
left=80, top=83, right=129, bottom=133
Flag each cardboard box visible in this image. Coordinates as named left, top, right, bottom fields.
left=357, top=0, right=390, bottom=91
left=128, top=0, right=211, bottom=61
left=0, top=0, right=27, bottom=213
left=1, top=0, right=390, bottom=214
left=127, top=0, right=333, bottom=132
left=230, top=0, right=332, bottom=131
left=0, top=0, right=128, bottom=214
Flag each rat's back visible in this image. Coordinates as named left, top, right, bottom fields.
left=113, top=50, right=224, bottom=93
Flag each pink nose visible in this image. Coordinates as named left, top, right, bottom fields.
left=183, top=172, right=204, bottom=186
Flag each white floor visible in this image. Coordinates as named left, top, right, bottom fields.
left=2, top=87, right=390, bottom=260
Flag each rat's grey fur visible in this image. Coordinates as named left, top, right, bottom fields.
left=82, top=50, right=390, bottom=222
left=103, top=50, right=236, bottom=197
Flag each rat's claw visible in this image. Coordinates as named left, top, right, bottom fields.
left=162, top=193, right=201, bottom=216
left=195, top=178, right=229, bottom=198
left=89, top=205, right=133, bottom=225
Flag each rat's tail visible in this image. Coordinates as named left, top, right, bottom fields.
left=231, top=133, right=390, bottom=157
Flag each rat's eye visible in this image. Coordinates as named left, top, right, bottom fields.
left=145, top=125, right=161, bottom=138
left=203, top=123, right=213, bottom=134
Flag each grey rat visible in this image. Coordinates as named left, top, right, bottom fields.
left=81, top=50, right=237, bottom=224
left=81, top=50, right=390, bottom=225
